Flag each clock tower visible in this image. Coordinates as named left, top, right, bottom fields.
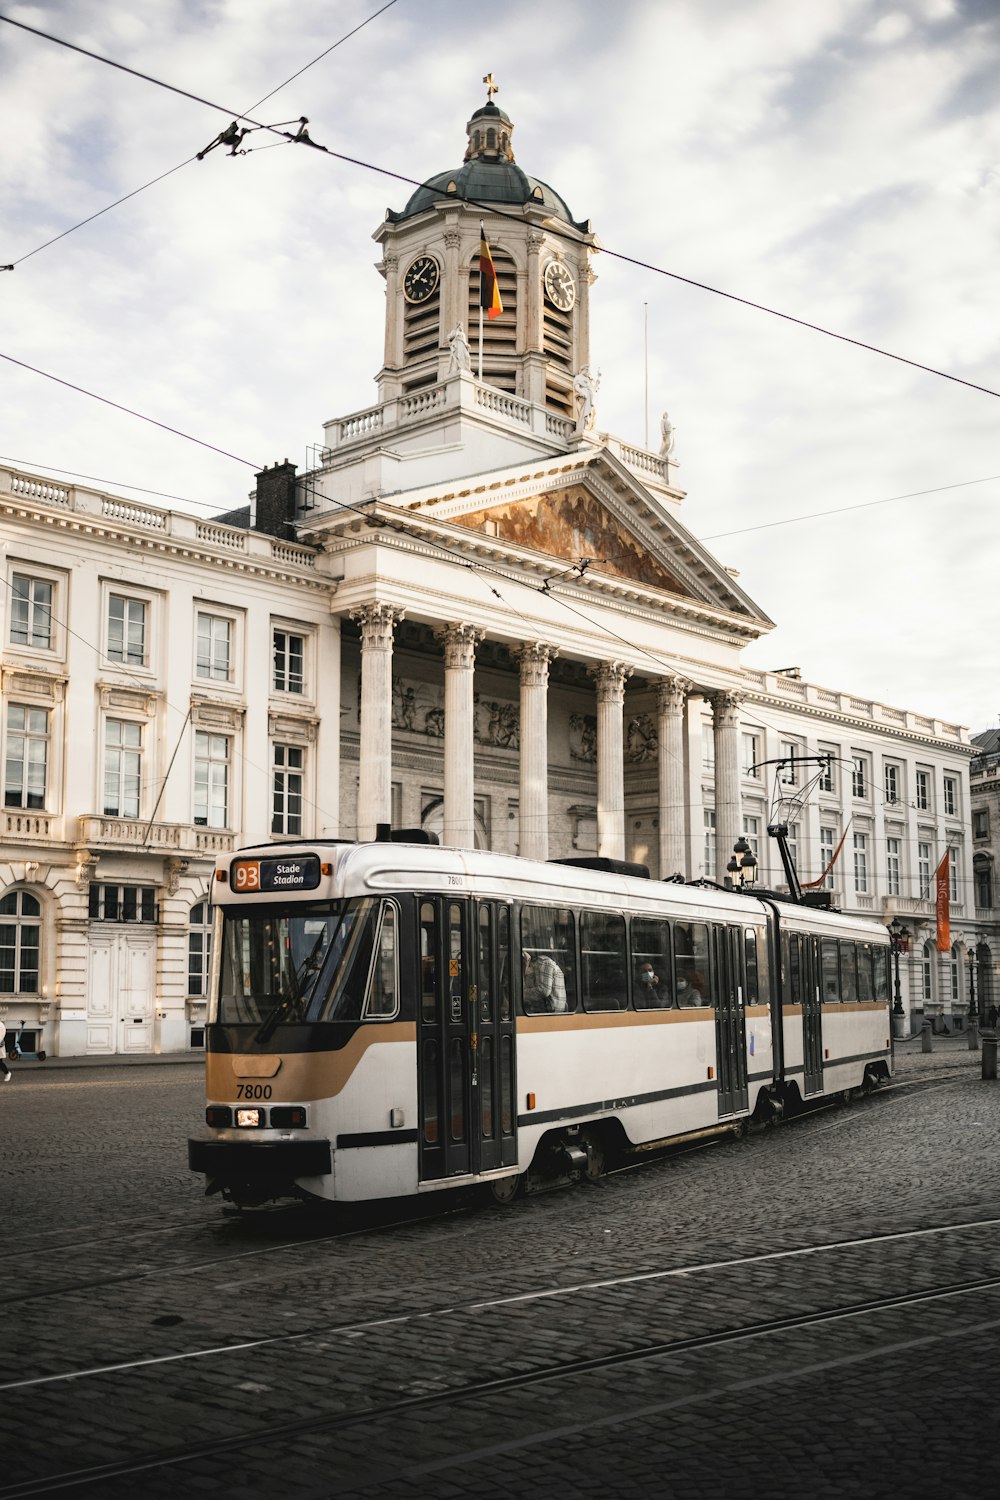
left=373, top=83, right=597, bottom=421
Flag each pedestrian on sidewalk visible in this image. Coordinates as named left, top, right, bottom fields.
left=0, top=1021, right=11, bottom=1083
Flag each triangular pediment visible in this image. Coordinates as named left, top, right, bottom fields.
left=422, top=449, right=771, bottom=625
left=451, top=484, right=691, bottom=597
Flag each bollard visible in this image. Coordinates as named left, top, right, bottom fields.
left=921, top=1020, right=933, bottom=1053
left=968, top=1019, right=980, bottom=1051
left=983, top=1035, right=998, bottom=1082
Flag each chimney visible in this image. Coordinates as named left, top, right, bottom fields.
left=253, top=459, right=297, bottom=538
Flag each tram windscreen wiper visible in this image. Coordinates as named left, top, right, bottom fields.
left=252, top=910, right=343, bottom=1044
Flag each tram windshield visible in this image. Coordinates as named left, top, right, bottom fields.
left=218, top=898, right=378, bottom=1032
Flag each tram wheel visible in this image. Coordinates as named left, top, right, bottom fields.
left=580, top=1130, right=607, bottom=1181
left=488, top=1173, right=523, bottom=1205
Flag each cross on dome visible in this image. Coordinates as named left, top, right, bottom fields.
left=482, top=72, right=499, bottom=102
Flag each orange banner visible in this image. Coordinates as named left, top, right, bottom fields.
left=935, top=850, right=951, bottom=952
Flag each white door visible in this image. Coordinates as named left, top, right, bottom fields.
left=86, top=932, right=155, bottom=1054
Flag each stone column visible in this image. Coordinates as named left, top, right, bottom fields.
left=712, top=690, right=743, bottom=882
left=515, top=642, right=556, bottom=862
left=593, top=662, right=632, bottom=860
left=353, top=603, right=402, bottom=841
left=657, top=676, right=691, bottom=879
left=440, top=623, right=484, bottom=848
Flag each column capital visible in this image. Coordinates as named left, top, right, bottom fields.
left=656, top=675, right=692, bottom=715
left=592, top=661, right=632, bottom=704
left=710, top=688, right=744, bottom=726
left=437, top=622, right=485, bottom=670
left=515, top=641, right=558, bottom=687
left=352, top=602, right=403, bottom=651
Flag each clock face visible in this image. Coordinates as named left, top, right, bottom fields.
left=403, top=254, right=440, bottom=304
left=544, top=259, right=576, bottom=312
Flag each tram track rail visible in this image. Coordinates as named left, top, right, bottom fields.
left=3, top=1268, right=999, bottom=1498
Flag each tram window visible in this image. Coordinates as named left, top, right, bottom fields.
left=363, top=902, right=399, bottom=1018
left=480, top=1036, right=494, bottom=1138
left=632, top=917, right=673, bottom=1008
left=422, top=1038, right=439, bottom=1143
left=501, top=1034, right=514, bottom=1133
left=520, top=906, right=576, bottom=1014
left=673, top=921, right=709, bottom=1006
left=419, top=901, right=438, bottom=1023
left=839, top=941, right=859, bottom=1003
left=449, top=1038, right=466, bottom=1141
left=478, top=907, right=493, bottom=1022
left=497, top=907, right=512, bottom=1022
left=580, top=910, right=627, bottom=1011
left=448, top=903, right=464, bottom=1025
left=219, top=900, right=372, bottom=1026
left=785, top=932, right=799, bottom=1003
left=821, top=938, right=840, bottom=1001
left=857, top=942, right=874, bottom=1003
left=744, top=928, right=760, bottom=1005
left=873, top=946, right=890, bottom=1003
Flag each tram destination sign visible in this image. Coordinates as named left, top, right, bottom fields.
left=231, top=854, right=322, bottom=893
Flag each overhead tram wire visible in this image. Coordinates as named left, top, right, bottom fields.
left=1, top=1, right=402, bottom=269
left=2, top=11, right=997, bottom=404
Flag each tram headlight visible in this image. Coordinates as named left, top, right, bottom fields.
left=236, top=1107, right=265, bottom=1128
left=205, top=1106, right=232, bottom=1128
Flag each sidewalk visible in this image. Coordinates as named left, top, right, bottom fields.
left=6, top=1050, right=204, bottom=1071
left=893, top=1027, right=993, bottom=1079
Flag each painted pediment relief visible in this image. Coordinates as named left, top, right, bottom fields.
left=450, top=486, right=692, bottom=597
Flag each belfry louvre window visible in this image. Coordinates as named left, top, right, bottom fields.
left=467, top=246, right=517, bottom=391
left=402, top=282, right=441, bottom=375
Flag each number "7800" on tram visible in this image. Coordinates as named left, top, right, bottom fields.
left=188, top=837, right=893, bottom=1207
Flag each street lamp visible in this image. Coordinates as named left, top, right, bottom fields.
left=967, top=948, right=978, bottom=1020
left=887, top=918, right=905, bottom=1018
left=727, top=837, right=758, bottom=889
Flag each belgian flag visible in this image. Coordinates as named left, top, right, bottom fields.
left=479, top=228, right=503, bottom=320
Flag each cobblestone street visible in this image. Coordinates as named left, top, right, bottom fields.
left=1, top=1035, right=998, bottom=1498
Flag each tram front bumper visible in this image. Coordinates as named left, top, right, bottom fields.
left=188, top=1137, right=332, bottom=1184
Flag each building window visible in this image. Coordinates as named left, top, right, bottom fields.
left=818, top=751, right=836, bottom=793
left=915, top=769, right=930, bottom=812
left=741, top=814, right=760, bottom=858
left=271, top=743, right=304, bottom=836
left=787, top=822, right=799, bottom=875
left=108, top=594, right=146, bottom=665
left=943, top=776, right=958, bottom=818
left=4, top=705, right=48, bottom=809
left=741, top=732, right=760, bottom=779
left=0, top=890, right=41, bottom=993
left=949, top=944, right=960, bottom=1002
left=273, top=630, right=305, bottom=694
left=103, top=719, right=142, bottom=818
left=188, top=901, right=213, bottom=996
left=886, top=837, right=901, bottom=897
left=851, top=755, right=868, bottom=800
left=974, top=857, right=993, bottom=909
left=884, top=763, right=900, bottom=805
left=9, top=574, right=53, bottom=649
left=974, top=809, right=990, bottom=840
left=88, top=884, right=157, bottom=922
left=194, top=732, right=230, bottom=828
left=778, top=741, right=798, bottom=785
left=949, top=846, right=959, bottom=902
left=918, top=841, right=931, bottom=899
left=921, top=941, right=934, bottom=1002
left=819, top=826, right=836, bottom=890
left=703, top=809, right=716, bottom=874
left=196, top=613, right=232, bottom=682
left=701, top=724, right=715, bottom=774
left=853, top=832, right=869, bottom=894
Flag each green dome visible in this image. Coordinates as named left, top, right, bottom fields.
left=393, top=159, right=583, bottom=228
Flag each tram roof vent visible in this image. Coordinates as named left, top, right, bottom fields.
left=549, top=856, right=650, bottom=879
left=373, top=825, right=440, bottom=845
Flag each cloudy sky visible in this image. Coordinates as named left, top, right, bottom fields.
left=2, top=0, right=998, bottom=732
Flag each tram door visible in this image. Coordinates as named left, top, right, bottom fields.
left=799, top=935, right=825, bottom=1096
left=714, top=925, right=749, bottom=1117
left=416, top=897, right=517, bottom=1182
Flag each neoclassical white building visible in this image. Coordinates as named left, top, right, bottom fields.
left=0, top=90, right=982, bottom=1056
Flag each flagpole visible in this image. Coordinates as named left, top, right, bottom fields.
left=643, top=302, right=649, bottom=449
left=478, top=219, right=486, bottom=380
left=478, top=304, right=484, bottom=381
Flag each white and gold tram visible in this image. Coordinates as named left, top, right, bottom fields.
left=188, top=837, right=893, bottom=1207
